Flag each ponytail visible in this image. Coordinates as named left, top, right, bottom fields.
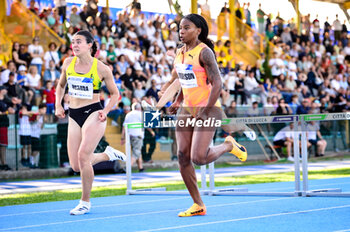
left=201, top=38, right=215, bottom=56
left=91, top=41, right=97, bottom=57
left=183, top=14, right=215, bottom=56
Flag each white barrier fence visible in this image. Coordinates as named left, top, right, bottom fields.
left=124, top=112, right=350, bottom=197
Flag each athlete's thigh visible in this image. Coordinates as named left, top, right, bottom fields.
left=191, top=107, right=222, bottom=157
left=80, top=111, right=107, bottom=156
left=67, top=118, right=82, bottom=168
left=175, top=107, right=194, bottom=159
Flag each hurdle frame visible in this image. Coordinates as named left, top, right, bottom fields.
left=300, top=113, right=350, bottom=197
left=125, top=122, right=210, bottom=195
left=124, top=113, right=350, bottom=197
left=208, top=115, right=302, bottom=197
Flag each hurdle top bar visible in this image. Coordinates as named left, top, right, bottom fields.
left=125, top=112, right=350, bottom=129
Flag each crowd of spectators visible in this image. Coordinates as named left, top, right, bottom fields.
left=219, top=3, right=350, bottom=119
left=1, top=0, right=350, bottom=170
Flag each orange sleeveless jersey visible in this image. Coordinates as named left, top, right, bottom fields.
left=174, top=43, right=221, bottom=109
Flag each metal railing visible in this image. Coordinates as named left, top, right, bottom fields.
left=4, top=1, right=65, bottom=49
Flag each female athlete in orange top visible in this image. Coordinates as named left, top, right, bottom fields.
left=167, top=14, right=248, bottom=217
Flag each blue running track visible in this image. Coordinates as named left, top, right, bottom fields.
left=1, top=177, right=350, bottom=232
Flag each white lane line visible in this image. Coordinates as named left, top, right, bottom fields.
left=138, top=204, right=350, bottom=232
left=0, top=198, right=287, bottom=231
left=334, top=229, right=350, bottom=232
left=0, top=197, right=189, bottom=218
left=3, top=179, right=350, bottom=218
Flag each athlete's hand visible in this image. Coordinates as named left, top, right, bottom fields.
left=169, top=102, right=180, bottom=115
left=98, top=110, right=107, bottom=122
left=158, top=90, right=164, bottom=98
left=55, top=105, right=65, bottom=118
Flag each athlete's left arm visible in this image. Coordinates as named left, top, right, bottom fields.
left=99, top=62, right=120, bottom=115
left=200, top=47, right=222, bottom=108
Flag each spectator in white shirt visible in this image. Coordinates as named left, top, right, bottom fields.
left=150, top=66, right=164, bottom=90
left=307, top=121, right=327, bottom=157
left=114, top=40, right=124, bottom=57
left=340, top=74, right=348, bottom=90
left=150, top=31, right=166, bottom=52
left=123, top=42, right=138, bottom=65
left=344, top=41, right=350, bottom=58
left=0, top=60, right=17, bottom=85
left=288, top=56, right=298, bottom=80
left=121, top=103, right=144, bottom=172
left=269, top=52, right=284, bottom=78
left=164, top=33, right=177, bottom=49
left=333, top=14, right=342, bottom=41
left=162, top=68, right=172, bottom=84
left=145, top=20, right=156, bottom=40
left=165, top=47, right=175, bottom=67
left=98, top=43, right=107, bottom=62
left=273, top=123, right=298, bottom=162
left=149, top=43, right=164, bottom=63
left=28, top=36, right=44, bottom=74
left=136, top=20, right=148, bottom=38
left=224, top=69, right=236, bottom=96
left=44, top=42, right=60, bottom=70
left=25, top=65, right=41, bottom=105
left=127, top=25, right=139, bottom=45
left=331, top=74, right=342, bottom=91
left=244, top=70, right=267, bottom=105
left=137, top=20, right=151, bottom=53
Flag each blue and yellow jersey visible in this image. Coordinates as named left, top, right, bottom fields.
left=66, top=56, right=102, bottom=99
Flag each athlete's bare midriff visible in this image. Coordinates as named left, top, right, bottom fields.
left=68, top=94, right=101, bottom=109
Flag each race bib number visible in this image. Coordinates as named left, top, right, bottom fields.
left=175, top=64, right=198, bottom=88
left=67, top=76, right=93, bottom=99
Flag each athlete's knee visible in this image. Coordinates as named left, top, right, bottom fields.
left=70, top=163, right=80, bottom=172
left=191, top=156, right=206, bottom=166
left=77, top=149, right=91, bottom=166
left=191, top=148, right=208, bottom=165
left=177, top=151, right=191, bottom=166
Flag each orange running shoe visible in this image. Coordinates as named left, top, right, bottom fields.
left=225, top=135, right=248, bottom=162
left=178, top=203, right=206, bottom=217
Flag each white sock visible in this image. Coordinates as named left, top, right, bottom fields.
left=30, top=156, right=35, bottom=165
left=35, top=154, right=40, bottom=166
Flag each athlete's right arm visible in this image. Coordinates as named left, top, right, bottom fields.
left=169, top=88, right=183, bottom=115
left=158, top=69, right=178, bottom=98
left=55, top=57, right=72, bottom=118
left=156, top=79, right=181, bottom=109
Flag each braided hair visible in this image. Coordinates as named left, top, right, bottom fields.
left=183, top=14, right=215, bottom=55
left=74, top=30, right=97, bottom=57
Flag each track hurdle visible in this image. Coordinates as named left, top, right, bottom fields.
left=125, top=122, right=210, bottom=195
left=208, top=115, right=302, bottom=197
left=300, top=113, right=350, bottom=197
left=124, top=113, right=304, bottom=196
